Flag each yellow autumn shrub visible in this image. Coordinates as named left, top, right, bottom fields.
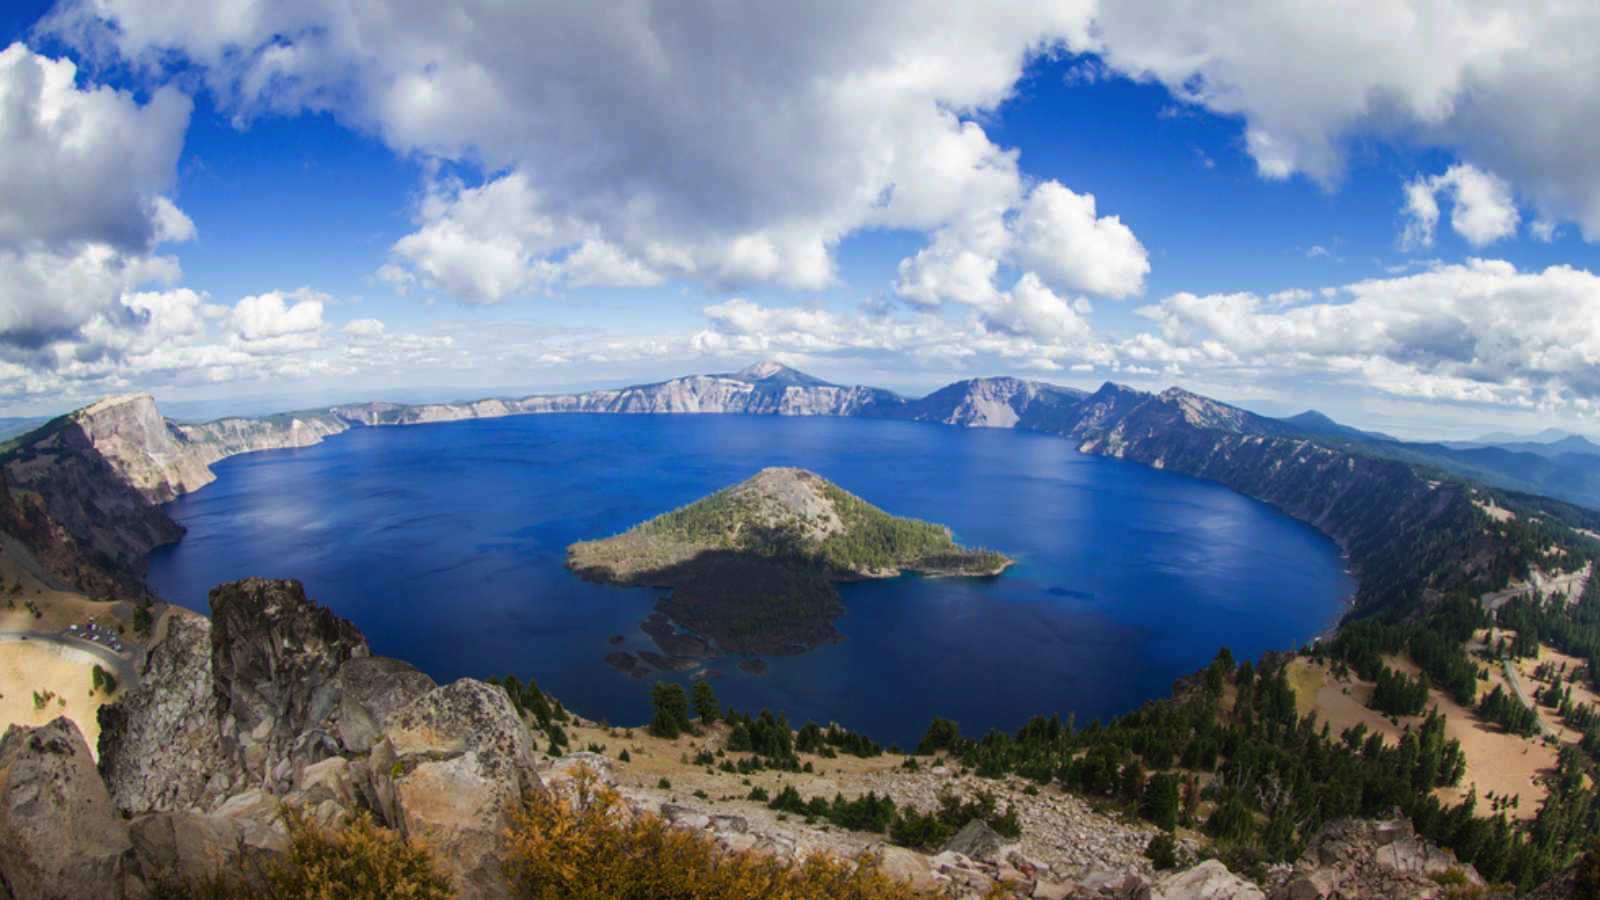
left=502, top=767, right=925, bottom=899
left=265, top=808, right=454, bottom=900
left=148, top=808, right=452, bottom=900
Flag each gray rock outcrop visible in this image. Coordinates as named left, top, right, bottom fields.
left=335, top=655, right=438, bottom=754
left=369, top=678, right=542, bottom=898
left=82, top=577, right=544, bottom=897
left=1270, top=815, right=1482, bottom=899
left=0, top=718, right=134, bottom=899
left=98, top=609, right=232, bottom=814
left=1151, top=859, right=1265, bottom=899
left=210, top=577, right=370, bottom=789
left=940, top=818, right=1012, bottom=863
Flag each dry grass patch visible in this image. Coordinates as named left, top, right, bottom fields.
left=0, top=639, right=119, bottom=758
left=1289, top=656, right=1556, bottom=819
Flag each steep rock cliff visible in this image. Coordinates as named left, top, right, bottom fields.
left=209, top=578, right=372, bottom=789
left=174, top=411, right=347, bottom=468
left=1055, top=386, right=1497, bottom=615
left=0, top=396, right=348, bottom=595
left=98, top=610, right=231, bottom=815
left=89, top=578, right=536, bottom=894
left=894, top=376, right=1086, bottom=428
left=0, top=400, right=184, bottom=596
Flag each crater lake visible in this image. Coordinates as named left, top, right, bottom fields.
left=147, top=413, right=1352, bottom=747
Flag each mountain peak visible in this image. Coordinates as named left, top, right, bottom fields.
left=1287, top=409, right=1337, bottom=426
left=1091, top=380, right=1142, bottom=397
left=730, top=360, right=831, bottom=387
left=736, top=360, right=789, bottom=379
left=75, top=393, right=159, bottom=419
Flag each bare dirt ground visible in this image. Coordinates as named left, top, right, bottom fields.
left=1288, top=654, right=1557, bottom=819
left=1511, top=644, right=1600, bottom=747
left=0, top=552, right=152, bottom=760
left=0, top=639, right=120, bottom=758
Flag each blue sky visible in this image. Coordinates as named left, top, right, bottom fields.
left=3, top=2, right=1600, bottom=439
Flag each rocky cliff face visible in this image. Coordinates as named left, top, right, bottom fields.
left=1051, top=387, right=1493, bottom=615
left=174, top=411, right=347, bottom=468
left=896, top=376, right=1087, bottom=428
left=333, top=364, right=903, bottom=423
left=209, top=578, right=372, bottom=790
left=0, top=401, right=184, bottom=596
left=514, top=374, right=902, bottom=417
left=0, top=396, right=349, bottom=596
left=85, top=577, right=541, bottom=896
left=65, top=395, right=217, bottom=502
left=97, top=610, right=230, bottom=814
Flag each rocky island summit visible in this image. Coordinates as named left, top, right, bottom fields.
left=568, top=467, right=1009, bottom=659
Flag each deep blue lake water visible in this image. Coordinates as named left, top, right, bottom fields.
left=147, top=414, right=1352, bottom=748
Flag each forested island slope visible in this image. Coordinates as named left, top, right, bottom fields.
left=568, top=467, right=1008, bottom=656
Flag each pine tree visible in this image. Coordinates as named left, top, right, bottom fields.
left=648, top=682, right=691, bottom=739
left=692, top=680, right=720, bottom=724
left=1141, top=773, right=1181, bottom=831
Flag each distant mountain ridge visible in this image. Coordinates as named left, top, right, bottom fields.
left=1474, top=427, right=1580, bottom=445
left=3, top=360, right=1595, bottom=622
left=1282, top=410, right=1399, bottom=444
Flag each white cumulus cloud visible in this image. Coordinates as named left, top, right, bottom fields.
left=895, top=179, right=1149, bottom=316
left=0, top=43, right=195, bottom=351
left=1401, top=164, right=1519, bottom=250
left=1130, top=259, right=1600, bottom=411
left=43, top=1, right=1100, bottom=304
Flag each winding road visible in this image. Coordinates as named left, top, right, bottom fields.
left=1501, top=660, right=1554, bottom=737
left=1481, top=562, right=1593, bottom=612
left=0, top=629, right=139, bottom=690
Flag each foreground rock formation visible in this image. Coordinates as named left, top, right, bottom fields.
left=0, top=717, right=134, bottom=898
left=0, top=577, right=545, bottom=897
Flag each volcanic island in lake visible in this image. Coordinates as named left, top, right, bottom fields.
left=567, top=466, right=1011, bottom=673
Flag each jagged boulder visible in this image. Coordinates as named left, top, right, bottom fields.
left=128, top=811, right=242, bottom=890
left=335, top=655, right=437, bottom=754
left=1056, top=867, right=1149, bottom=898
left=98, top=609, right=234, bottom=814
left=1150, top=859, right=1265, bottom=899
left=0, top=718, right=134, bottom=899
left=127, top=797, right=289, bottom=893
left=875, top=845, right=940, bottom=893
left=1272, top=815, right=1481, bottom=899
left=369, top=678, right=542, bottom=899
left=209, top=578, right=370, bottom=788
left=940, top=818, right=1013, bottom=862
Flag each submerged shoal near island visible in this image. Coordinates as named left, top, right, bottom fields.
left=568, top=466, right=1010, bottom=665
